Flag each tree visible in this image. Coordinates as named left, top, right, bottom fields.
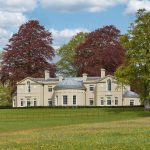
left=1, top=20, right=56, bottom=84
left=57, top=32, right=88, bottom=76
left=75, top=25, right=125, bottom=76
left=0, top=83, right=12, bottom=106
left=115, top=9, right=150, bottom=102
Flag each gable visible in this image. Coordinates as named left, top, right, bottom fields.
left=99, top=75, right=117, bottom=83
left=17, top=77, right=42, bottom=85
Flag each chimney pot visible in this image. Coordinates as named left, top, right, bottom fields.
left=45, top=70, right=50, bottom=80
left=82, top=73, right=87, bottom=81
left=101, top=69, right=105, bottom=78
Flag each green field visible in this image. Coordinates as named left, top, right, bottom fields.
left=0, top=107, right=150, bottom=150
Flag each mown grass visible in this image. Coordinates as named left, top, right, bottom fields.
left=0, top=107, right=149, bottom=150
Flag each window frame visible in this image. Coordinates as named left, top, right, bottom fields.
left=107, top=97, right=111, bottom=105
left=48, top=86, right=53, bottom=92
left=63, top=95, right=68, bottom=105
left=100, top=97, right=104, bottom=105
left=130, top=100, right=134, bottom=106
left=115, top=97, right=118, bottom=105
left=107, top=79, right=112, bottom=91
left=73, top=95, right=76, bottom=105
left=89, top=98, right=94, bottom=106
left=89, top=85, right=94, bottom=91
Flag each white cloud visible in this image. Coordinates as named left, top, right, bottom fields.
left=0, top=0, right=37, bottom=49
left=50, top=28, right=89, bottom=39
left=40, top=0, right=150, bottom=13
left=0, top=11, right=27, bottom=28
left=41, top=0, right=126, bottom=12
left=0, top=28, right=12, bottom=48
left=125, top=0, right=150, bottom=14
left=0, top=0, right=37, bottom=12
left=50, top=28, right=89, bottom=47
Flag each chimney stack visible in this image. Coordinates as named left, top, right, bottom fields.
left=82, top=73, right=87, bottom=81
left=101, top=69, right=105, bottom=78
left=59, top=75, right=63, bottom=82
left=45, top=70, right=50, bottom=80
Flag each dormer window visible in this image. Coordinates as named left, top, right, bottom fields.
left=27, top=81, right=31, bottom=92
left=107, top=79, right=111, bottom=91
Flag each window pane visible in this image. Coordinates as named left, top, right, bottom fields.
left=63, top=96, right=68, bottom=105
left=89, top=85, right=94, bottom=91
left=107, top=97, right=111, bottom=105
left=115, top=97, right=118, bottom=105
left=27, top=101, right=31, bottom=107
left=107, top=79, right=111, bottom=91
left=34, top=101, right=37, bottom=106
left=90, top=99, right=94, bottom=105
left=21, top=101, right=23, bottom=106
left=130, top=100, right=134, bottom=106
left=48, top=100, right=53, bottom=106
left=48, top=87, right=52, bottom=92
left=101, top=100, right=104, bottom=105
left=73, top=95, right=76, bottom=105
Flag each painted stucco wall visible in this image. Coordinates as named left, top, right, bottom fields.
left=55, top=89, right=86, bottom=106
left=17, top=79, right=44, bottom=107
left=123, top=97, right=141, bottom=106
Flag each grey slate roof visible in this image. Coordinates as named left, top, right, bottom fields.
left=123, top=91, right=139, bottom=98
left=54, top=78, right=86, bottom=90
left=31, top=78, right=59, bottom=83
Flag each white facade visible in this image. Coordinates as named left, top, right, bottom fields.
left=13, top=69, right=141, bottom=107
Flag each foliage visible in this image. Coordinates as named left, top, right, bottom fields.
left=115, top=9, right=150, bottom=101
left=0, top=108, right=149, bottom=149
left=0, top=83, right=12, bottom=106
left=1, top=20, right=56, bottom=84
left=57, top=32, right=88, bottom=76
left=75, top=25, right=125, bottom=76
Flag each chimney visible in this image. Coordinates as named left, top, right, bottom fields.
left=101, top=69, right=105, bottom=78
left=45, top=70, right=49, bottom=80
left=59, top=75, right=63, bottom=82
left=82, top=73, right=87, bottom=82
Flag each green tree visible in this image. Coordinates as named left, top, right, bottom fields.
left=115, top=9, right=150, bottom=102
left=0, top=83, right=12, bottom=106
left=57, top=32, right=88, bottom=76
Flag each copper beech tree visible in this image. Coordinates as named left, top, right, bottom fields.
left=75, top=25, right=125, bottom=76
left=1, top=20, right=56, bottom=83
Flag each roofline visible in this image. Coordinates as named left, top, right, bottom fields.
left=17, top=77, right=43, bottom=85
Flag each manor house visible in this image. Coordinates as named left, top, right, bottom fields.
left=13, top=69, right=141, bottom=107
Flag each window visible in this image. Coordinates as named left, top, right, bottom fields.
left=73, top=95, right=76, bottom=105
left=107, top=79, right=111, bottom=91
left=48, top=99, right=53, bottom=106
left=130, top=100, right=134, bottom=106
left=34, top=101, right=37, bottom=106
left=101, top=97, right=104, bottom=105
left=27, top=81, right=31, bottom=92
left=63, top=96, right=68, bottom=105
left=89, top=85, right=94, bottom=91
left=115, top=97, right=118, bottom=105
left=107, top=97, right=111, bottom=105
left=21, top=101, right=23, bottom=106
left=48, top=86, right=52, bottom=92
left=27, top=101, right=31, bottom=107
left=90, top=99, right=94, bottom=105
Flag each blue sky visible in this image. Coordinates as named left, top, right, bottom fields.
left=0, top=0, right=150, bottom=61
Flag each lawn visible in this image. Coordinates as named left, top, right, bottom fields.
left=0, top=107, right=149, bottom=150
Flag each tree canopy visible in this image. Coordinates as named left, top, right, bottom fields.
left=75, top=25, right=125, bottom=76
left=0, top=83, right=12, bottom=106
left=56, top=32, right=88, bottom=77
left=115, top=9, right=150, bottom=101
left=1, top=20, right=56, bottom=83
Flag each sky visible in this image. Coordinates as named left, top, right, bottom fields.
left=0, top=0, right=150, bottom=62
